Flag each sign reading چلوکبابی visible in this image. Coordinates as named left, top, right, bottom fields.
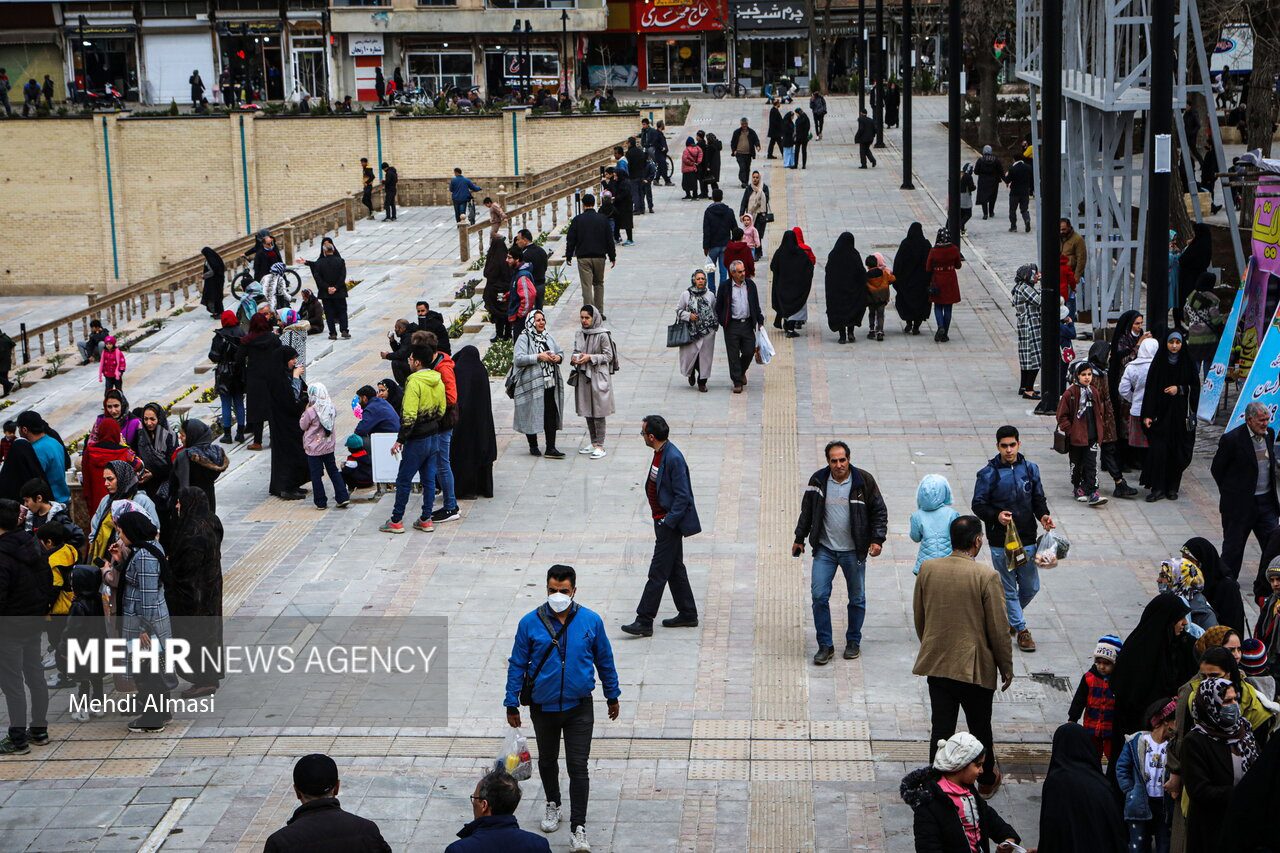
left=733, top=0, right=806, bottom=28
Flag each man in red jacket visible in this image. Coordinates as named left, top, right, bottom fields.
left=426, top=338, right=459, bottom=525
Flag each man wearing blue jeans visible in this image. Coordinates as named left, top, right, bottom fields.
left=449, top=167, right=481, bottom=223
left=792, top=441, right=889, bottom=664
left=428, top=348, right=460, bottom=524
left=972, top=425, right=1055, bottom=653
left=380, top=345, right=446, bottom=535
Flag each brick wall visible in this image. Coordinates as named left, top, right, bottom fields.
left=0, top=107, right=663, bottom=295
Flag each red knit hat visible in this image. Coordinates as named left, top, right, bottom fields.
left=1241, top=638, right=1269, bottom=677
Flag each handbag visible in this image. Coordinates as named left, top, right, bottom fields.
left=519, top=605, right=576, bottom=706
left=1053, top=429, right=1070, bottom=455
left=666, top=313, right=695, bottom=348
left=503, top=366, right=517, bottom=400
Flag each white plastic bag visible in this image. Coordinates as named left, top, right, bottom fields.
left=495, top=729, right=532, bottom=780
left=754, top=326, right=775, bottom=365
left=1035, top=529, right=1070, bottom=567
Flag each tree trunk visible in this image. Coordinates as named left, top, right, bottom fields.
left=815, top=40, right=830, bottom=94
left=1244, top=35, right=1278, bottom=156
left=976, top=52, right=999, bottom=144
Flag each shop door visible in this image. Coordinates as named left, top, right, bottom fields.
left=668, top=38, right=702, bottom=89
left=645, top=39, right=668, bottom=88
left=142, top=32, right=214, bottom=105
left=291, top=48, right=324, bottom=98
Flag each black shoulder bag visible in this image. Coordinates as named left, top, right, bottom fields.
left=519, top=604, right=577, bottom=707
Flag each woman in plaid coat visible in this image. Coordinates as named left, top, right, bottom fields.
left=1012, top=263, right=1042, bottom=399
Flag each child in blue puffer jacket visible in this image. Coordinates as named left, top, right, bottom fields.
left=909, top=475, right=960, bottom=575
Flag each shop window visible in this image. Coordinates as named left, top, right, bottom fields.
left=141, top=1, right=206, bottom=16
left=406, top=52, right=473, bottom=95
left=488, top=0, right=575, bottom=9
left=416, top=0, right=458, bottom=6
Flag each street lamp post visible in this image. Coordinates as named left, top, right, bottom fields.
left=560, top=10, right=569, bottom=97
left=1146, top=0, right=1173, bottom=336
left=1037, top=0, right=1064, bottom=411
left=874, top=0, right=885, bottom=147
left=858, top=0, right=866, bottom=114
left=900, top=0, right=914, bottom=189
left=946, top=0, right=961, bottom=240
left=524, top=21, right=533, bottom=95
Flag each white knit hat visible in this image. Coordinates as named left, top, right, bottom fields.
left=932, top=732, right=985, bottom=772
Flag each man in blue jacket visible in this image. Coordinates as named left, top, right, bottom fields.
left=623, top=415, right=701, bottom=637
left=449, top=167, right=482, bottom=222
left=971, top=425, right=1055, bottom=653
left=446, top=771, right=551, bottom=852
left=505, top=565, right=619, bottom=852
left=353, top=386, right=400, bottom=445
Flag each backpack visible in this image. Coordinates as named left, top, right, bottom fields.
left=605, top=331, right=621, bottom=374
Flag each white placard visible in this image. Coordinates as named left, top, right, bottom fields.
left=794, top=55, right=802, bottom=67
left=1154, top=133, right=1172, bottom=173
left=369, top=432, right=418, bottom=484
left=742, top=57, right=751, bottom=69
left=349, top=35, right=384, bottom=57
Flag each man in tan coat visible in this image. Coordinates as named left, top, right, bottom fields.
left=1060, top=219, right=1087, bottom=283
left=913, top=515, right=1014, bottom=799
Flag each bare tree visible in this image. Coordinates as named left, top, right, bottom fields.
left=1242, top=3, right=1278, bottom=156
left=810, top=0, right=839, bottom=94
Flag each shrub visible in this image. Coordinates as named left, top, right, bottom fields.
left=483, top=338, right=514, bottom=376
left=168, top=99, right=180, bottom=116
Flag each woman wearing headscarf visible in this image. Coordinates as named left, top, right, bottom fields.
left=958, top=163, right=976, bottom=235
left=81, top=420, right=144, bottom=517
left=1183, top=677, right=1257, bottom=851
left=266, top=347, right=309, bottom=499
left=925, top=227, right=963, bottom=342
left=298, top=290, right=325, bottom=336
left=1110, top=593, right=1198, bottom=758
left=89, top=459, right=160, bottom=562
left=675, top=270, right=718, bottom=391
left=1119, top=337, right=1160, bottom=470
left=1012, top=264, right=1043, bottom=398
left=200, top=247, right=226, bottom=319
left=680, top=137, right=703, bottom=200
left=305, top=237, right=349, bottom=340
left=1140, top=331, right=1199, bottom=502
left=512, top=309, right=565, bottom=458
left=1176, top=223, right=1213, bottom=329
left=166, top=486, right=223, bottom=699
left=1219, top=717, right=1280, bottom=851
left=1037, top=723, right=1126, bottom=852
left=893, top=222, right=933, bottom=335
left=740, top=170, right=771, bottom=250
left=166, top=419, right=228, bottom=514
left=278, top=307, right=309, bottom=366
left=237, top=281, right=266, bottom=331
left=780, top=111, right=796, bottom=168
left=701, top=131, right=722, bottom=194
left=792, top=226, right=817, bottom=265
left=378, top=377, right=404, bottom=414
left=236, top=312, right=282, bottom=450
left=824, top=232, right=867, bottom=344
left=771, top=230, right=814, bottom=338
left=483, top=233, right=512, bottom=342
left=973, top=145, right=1004, bottom=219
left=571, top=305, right=615, bottom=459
left=1107, top=310, right=1147, bottom=457
left=299, top=382, right=349, bottom=510
left=131, top=402, right=178, bottom=502
left=449, top=346, right=496, bottom=500
left=1184, top=537, right=1246, bottom=636
left=899, top=731, right=1022, bottom=851
left=90, top=389, right=143, bottom=447
left=111, top=510, right=174, bottom=732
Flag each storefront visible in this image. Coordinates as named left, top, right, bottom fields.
left=287, top=18, right=329, bottom=100
left=140, top=24, right=216, bottom=104
left=0, top=4, right=65, bottom=103
left=732, top=0, right=810, bottom=91
left=216, top=19, right=285, bottom=101
left=67, top=23, right=140, bottom=101
left=633, top=0, right=725, bottom=92
left=406, top=46, right=475, bottom=95
left=484, top=45, right=561, bottom=96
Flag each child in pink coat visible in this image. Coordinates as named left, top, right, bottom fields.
left=98, top=336, right=126, bottom=392
left=740, top=214, right=762, bottom=260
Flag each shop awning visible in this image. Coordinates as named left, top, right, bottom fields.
left=0, top=29, right=59, bottom=46
left=737, top=29, right=807, bottom=40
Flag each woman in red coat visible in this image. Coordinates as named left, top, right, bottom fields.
left=925, top=226, right=963, bottom=342
left=80, top=418, right=144, bottom=517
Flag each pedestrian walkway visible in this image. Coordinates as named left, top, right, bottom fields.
left=0, top=97, right=1239, bottom=852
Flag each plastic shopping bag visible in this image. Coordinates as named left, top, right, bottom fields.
left=1036, top=528, right=1070, bottom=562
left=495, top=729, right=532, bottom=781
left=754, top=326, right=775, bottom=365
left=1004, top=523, right=1028, bottom=571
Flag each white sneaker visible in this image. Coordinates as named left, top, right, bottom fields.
left=70, top=708, right=89, bottom=723
left=578, top=445, right=594, bottom=455
left=540, top=803, right=561, bottom=833
left=41, top=650, right=56, bottom=670
left=569, top=825, right=591, bottom=851
left=589, top=447, right=607, bottom=459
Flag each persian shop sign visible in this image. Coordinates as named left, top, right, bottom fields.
left=637, top=0, right=723, bottom=32
left=734, top=0, right=807, bottom=29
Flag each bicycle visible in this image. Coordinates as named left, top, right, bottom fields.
left=230, top=265, right=303, bottom=302
left=711, top=81, right=747, bottom=99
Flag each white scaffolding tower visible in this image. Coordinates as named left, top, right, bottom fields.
left=1015, top=0, right=1246, bottom=325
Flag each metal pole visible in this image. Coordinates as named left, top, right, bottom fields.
left=901, top=0, right=914, bottom=189
left=874, top=0, right=885, bottom=147
left=1036, top=0, right=1063, bottom=410
left=19, top=323, right=28, bottom=365
left=1145, top=0, right=1173, bottom=337
left=946, top=0, right=961, bottom=240
left=561, top=11, right=568, bottom=96
left=858, top=0, right=866, bottom=114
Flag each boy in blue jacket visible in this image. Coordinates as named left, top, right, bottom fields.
left=504, top=565, right=619, bottom=852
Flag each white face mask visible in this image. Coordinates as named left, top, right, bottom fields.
left=547, top=592, right=573, bottom=614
